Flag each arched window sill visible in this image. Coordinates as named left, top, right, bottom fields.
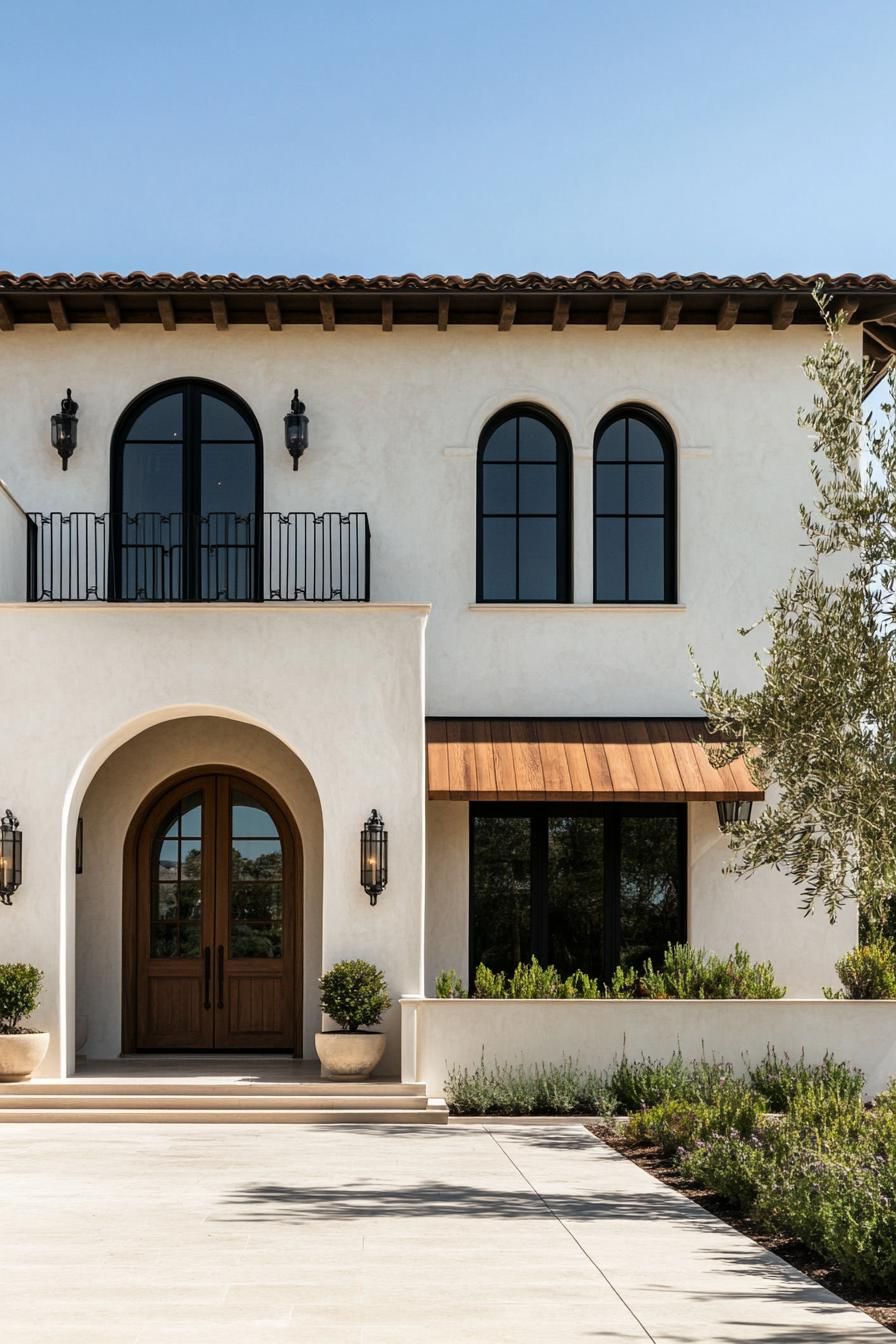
left=468, top=602, right=686, bottom=613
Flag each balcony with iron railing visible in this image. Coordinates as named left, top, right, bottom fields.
left=24, top=511, right=371, bottom=603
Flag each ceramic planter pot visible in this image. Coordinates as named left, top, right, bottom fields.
left=0, top=1032, right=50, bottom=1082
left=315, top=1030, right=386, bottom=1081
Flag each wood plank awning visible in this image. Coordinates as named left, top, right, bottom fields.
left=426, top=718, right=763, bottom=803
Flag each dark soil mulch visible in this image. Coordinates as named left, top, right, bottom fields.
left=588, top=1122, right=896, bottom=1334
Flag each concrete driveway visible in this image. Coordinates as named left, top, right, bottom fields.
left=0, top=1122, right=887, bottom=1343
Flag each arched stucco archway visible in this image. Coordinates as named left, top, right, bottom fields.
left=71, top=712, right=323, bottom=1069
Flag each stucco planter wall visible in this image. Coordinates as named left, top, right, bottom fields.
left=0, top=1032, right=50, bottom=1081
left=316, top=1030, right=386, bottom=1080
left=400, top=998, right=896, bottom=1099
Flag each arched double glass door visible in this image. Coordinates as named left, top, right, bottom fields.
left=134, top=772, right=297, bottom=1050
left=111, top=379, right=262, bottom=601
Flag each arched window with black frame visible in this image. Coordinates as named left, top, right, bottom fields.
left=477, top=405, right=571, bottom=603
left=110, top=378, right=262, bottom=601
left=593, top=406, right=675, bottom=603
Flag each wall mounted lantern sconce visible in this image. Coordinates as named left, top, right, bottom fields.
left=50, top=389, right=79, bottom=471
left=716, top=799, right=753, bottom=829
left=0, top=810, right=22, bottom=906
left=360, top=809, right=388, bottom=906
left=284, top=388, right=309, bottom=469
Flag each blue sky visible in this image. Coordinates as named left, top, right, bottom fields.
left=2, top=0, right=893, bottom=278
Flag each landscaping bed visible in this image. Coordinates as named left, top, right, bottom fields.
left=590, top=1120, right=896, bottom=1334
left=445, top=1049, right=896, bottom=1332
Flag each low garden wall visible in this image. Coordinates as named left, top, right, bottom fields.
left=399, top=997, right=896, bottom=1098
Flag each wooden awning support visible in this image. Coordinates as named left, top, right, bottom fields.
left=426, top=718, right=763, bottom=803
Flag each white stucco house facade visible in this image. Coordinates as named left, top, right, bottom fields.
left=1, top=268, right=894, bottom=1094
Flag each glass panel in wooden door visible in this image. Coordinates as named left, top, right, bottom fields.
left=136, top=779, right=215, bottom=1049
left=212, top=777, right=295, bottom=1049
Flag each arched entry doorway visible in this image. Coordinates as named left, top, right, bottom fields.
left=123, top=768, right=302, bottom=1051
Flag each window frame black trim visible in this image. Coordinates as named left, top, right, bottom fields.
left=476, top=403, right=572, bottom=604
left=593, top=404, right=677, bottom=604
left=109, top=377, right=264, bottom=602
left=467, top=801, right=687, bottom=987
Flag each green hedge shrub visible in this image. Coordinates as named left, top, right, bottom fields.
left=679, top=1095, right=896, bottom=1292
left=605, top=943, right=785, bottom=999
left=0, top=963, right=43, bottom=1034
left=747, top=1048, right=864, bottom=1111
left=471, top=957, right=600, bottom=999
left=466, top=945, right=784, bottom=1000
left=629, top=1084, right=763, bottom=1158
left=434, top=969, right=466, bottom=999
left=444, top=1057, right=614, bottom=1116
left=318, top=960, right=391, bottom=1031
left=824, top=939, right=896, bottom=999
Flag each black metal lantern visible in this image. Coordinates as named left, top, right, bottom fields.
left=0, top=810, right=22, bottom=906
left=716, top=799, right=753, bottom=829
left=360, top=809, right=388, bottom=906
left=50, top=389, right=79, bottom=471
left=284, top=388, right=309, bottom=469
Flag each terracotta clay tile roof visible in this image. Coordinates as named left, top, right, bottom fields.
left=2, top=269, right=894, bottom=390
left=1, top=269, right=895, bottom=293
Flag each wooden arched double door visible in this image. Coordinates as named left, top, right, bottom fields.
left=130, top=771, right=300, bottom=1051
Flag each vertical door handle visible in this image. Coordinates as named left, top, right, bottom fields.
left=203, top=946, right=211, bottom=1011
left=217, top=944, right=224, bottom=1009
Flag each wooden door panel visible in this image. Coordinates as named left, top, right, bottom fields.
left=213, top=776, right=296, bottom=1050
left=135, top=778, right=215, bottom=1050
left=134, top=770, right=298, bottom=1052
left=144, top=976, right=205, bottom=1048
left=226, top=974, right=284, bottom=1037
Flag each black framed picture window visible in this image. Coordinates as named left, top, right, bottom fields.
left=477, top=405, right=571, bottom=602
left=594, top=407, right=676, bottom=603
left=469, top=803, right=686, bottom=984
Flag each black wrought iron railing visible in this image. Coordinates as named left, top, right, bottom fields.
left=26, top=512, right=371, bottom=602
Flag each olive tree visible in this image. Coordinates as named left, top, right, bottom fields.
left=694, top=296, right=896, bottom=934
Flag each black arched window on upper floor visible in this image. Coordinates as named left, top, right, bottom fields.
left=477, top=405, right=571, bottom=602
left=593, top=406, right=675, bottom=603
left=110, top=378, right=262, bottom=600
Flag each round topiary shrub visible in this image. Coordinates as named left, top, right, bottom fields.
left=0, top=963, right=44, bottom=1034
left=319, top=959, right=391, bottom=1032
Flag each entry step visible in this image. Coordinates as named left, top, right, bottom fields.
left=0, top=1081, right=447, bottom=1124
left=0, top=1101, right=448, bottom=1125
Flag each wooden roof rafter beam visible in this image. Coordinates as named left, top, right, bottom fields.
left=48, top=298, right=70, bottom=331
left=660, top=296, right=682, bottom=330
left=103, top=298, right=120, bottom=329
left=265, top=299, right=282, bottom=331
left=836, top=298, right=860, bottom=324
left=210, top=299, right=228, bottom=331
left=381, top=298, right=393, bottom=332
left=498, top=297, right=516, bottom=331
left=866, top=325, right=896, bottom=357
left=716, top=297, right=739, bottom=331
left=437, top=297, right=449, bottom=331
left=606, top=297, right=626, bottom=331
left=320, top=297, right=335, bottom=332
left=551, top=296, right=570, bottom=331
left=158, top=298, right=176, bottom=331
left=771, top=296, right=798, bottom=330
left=0, top=298, right=14, bottom=332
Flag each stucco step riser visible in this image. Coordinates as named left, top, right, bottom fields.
left=0, top=1107, right=448, bottom=1124
left=0, top=1093, right=429, bottom=1110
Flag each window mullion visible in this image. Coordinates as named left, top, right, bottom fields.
left=532, top=812, right=549, bottom=966
left=604, top=810, right=621, bottom=983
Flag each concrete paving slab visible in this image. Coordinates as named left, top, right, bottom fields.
left=0, top=1120, right=887, bottom=1342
